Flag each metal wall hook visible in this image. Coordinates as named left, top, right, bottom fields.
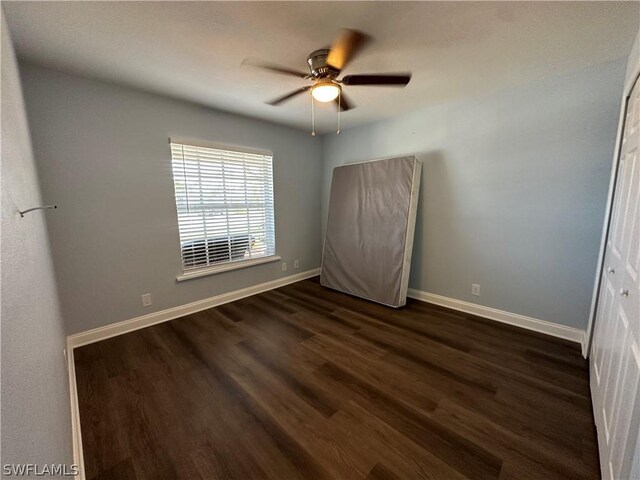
left=19, top=205, right=57, bottom=218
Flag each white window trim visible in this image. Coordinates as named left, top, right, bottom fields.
left=176, top=254, right=282, bottom=282
left=169, top=138, right=277, bottom=277
left=170, top=137, right=273, bottom=157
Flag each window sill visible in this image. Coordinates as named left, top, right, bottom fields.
left=176, top=255, right=282, bottom=282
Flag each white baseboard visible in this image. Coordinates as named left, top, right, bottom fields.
left=66, top=267, right=320, bottom=479
left=407, top=289, right=586, bottom=351
left=67, top=268, right=320, bottom=349
left=66, top=341, right=85, bottom=480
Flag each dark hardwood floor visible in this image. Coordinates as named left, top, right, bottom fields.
left=74, top=277, right=599, bottom=480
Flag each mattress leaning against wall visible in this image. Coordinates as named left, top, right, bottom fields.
left=320, top=156, right=422, bottom=307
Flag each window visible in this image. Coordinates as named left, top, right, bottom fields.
left=170, top=141, right=276, bottom=276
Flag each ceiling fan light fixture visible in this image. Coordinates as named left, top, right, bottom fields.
left=311, top=81, right=341, bottom=103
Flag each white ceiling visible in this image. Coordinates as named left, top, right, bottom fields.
left=4, top=1, right=639, bottom=133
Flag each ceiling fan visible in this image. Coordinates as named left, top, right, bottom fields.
left=243, top=29, right=412, bottom=114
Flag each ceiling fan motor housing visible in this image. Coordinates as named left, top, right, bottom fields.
left=307, top=49, right=339, bottom=78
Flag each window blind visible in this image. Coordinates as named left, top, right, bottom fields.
left=170, top=142, right=276, bottom=272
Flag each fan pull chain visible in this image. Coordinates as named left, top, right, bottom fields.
left=337, top=90, right=341, bottom=135
left=311, top=94, right=316, bottom=137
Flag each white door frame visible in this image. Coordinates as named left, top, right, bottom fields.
left=585, top=61, right=640, bottom=358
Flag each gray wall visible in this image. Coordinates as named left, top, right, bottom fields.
left=1, top=11, right=72, bottom=468
left=321, top=59, right=626, bottom=330
left=20, top=64, right=323, bottom=334
left=16, top=52, right=628, bottom=336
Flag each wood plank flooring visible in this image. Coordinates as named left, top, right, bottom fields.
left=74, top=277, right=599, bottom=480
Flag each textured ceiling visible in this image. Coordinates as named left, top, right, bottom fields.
left=4, top=1, right=639, bottom=133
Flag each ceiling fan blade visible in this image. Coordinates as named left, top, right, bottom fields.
left=334, top=92, right=354, bottom=112
left=242, top=58, right=309, bottom=79
left=266, top=86, right=311, bottom=106
left=327, top=29, right=370, bottom=72
left=342, top=73, right=412, bottom=86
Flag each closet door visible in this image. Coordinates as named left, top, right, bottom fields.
left=591, top=76, right=639, bottom=480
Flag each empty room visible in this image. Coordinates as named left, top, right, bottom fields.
left=1, top=1, right=639, bottom=479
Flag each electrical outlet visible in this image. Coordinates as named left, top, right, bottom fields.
left=472, top=284, right=481, bottom=296
left=293, top=259, right=299, bottom=269
left=141, top=293, right=152, bottom=307
left=281, top=262, right=287, bottom=272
